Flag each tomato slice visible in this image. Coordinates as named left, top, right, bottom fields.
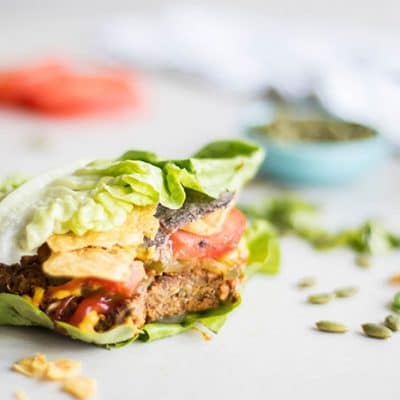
left=28, top=73, right=139, bottom=115
left=0, top=61, right=69, bottom=104
left=67, top=293, right=113, bottom=326
left=170, top=208, right=246, bottom=260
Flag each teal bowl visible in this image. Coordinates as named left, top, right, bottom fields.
left=244, top=120, right=389, bottom=185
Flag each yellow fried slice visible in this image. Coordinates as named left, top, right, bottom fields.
left=45, top=359, right=82, bottom=381
left=43, top=246, right=138, bottom=281
left=13, top=353, right=48, bottom=378
left=62, top=376, right=97, bottom=400
left=181, top=206, right=231, bottom=236
left=47, top=205, right=159, bottom=252
left=14, top=391, right=29, bottom=400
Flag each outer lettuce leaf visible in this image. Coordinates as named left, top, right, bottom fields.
left=0, top=140, right=263, bottom=261
left=0, top=161, right=90, bottom=265
left=0, top=293, right=53, bottom=328
left=0, top=175, right=29, bottom=201
left=56, top=321, right=139, bottom=348
left=0, top=293, right=138, bottom=347
left=0, top=293, right=240, bottom=347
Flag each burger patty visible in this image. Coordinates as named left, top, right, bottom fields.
left=0, top=257, right=241, bottom=332
left=145, top=267, right=239, bottom=322
left=0, top=246, right=64, bottom=295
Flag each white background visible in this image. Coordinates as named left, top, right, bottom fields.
left=1, top=1, right=400, bottom=399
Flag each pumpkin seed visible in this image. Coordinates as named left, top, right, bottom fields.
left=355, top=254, right=371, bottom=268
left=307, top=293, right=335, bottom=305
left=315, top=320, right=348, bottom=333
left=334, top=286, right=358, bottom=298
left=297, top=277, right=317, bottom=289
left=384, top=314, right=400, bottom=332
left=362, top=323, right=392, bottom=339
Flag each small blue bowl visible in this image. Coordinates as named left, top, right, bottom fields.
left=246, top=129, right=388, bottom=185
left=242, top=102, right=389, bottom=185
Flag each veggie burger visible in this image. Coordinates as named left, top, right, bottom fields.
left=0, top=140, right=279, bottom=346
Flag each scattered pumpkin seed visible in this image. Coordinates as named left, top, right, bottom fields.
left=307, top=293, right=335, bottom=305
left=297, top=276, right=317, bottom=289
left=361, top=323, right=392, bottom=339
left=315, top=320, right=348, bottom=333
left=355, top=254, right=371, bottom=268
left=384, top=314, right=400, bottom=332
left=334, top=286, right=359, bottom=298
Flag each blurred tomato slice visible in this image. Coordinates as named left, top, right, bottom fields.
left=28, top=73, right=139, bottom=116
left=0, top=61, right=69, bottom=104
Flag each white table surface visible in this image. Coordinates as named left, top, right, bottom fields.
left=1, top=3, right=400, bottom=400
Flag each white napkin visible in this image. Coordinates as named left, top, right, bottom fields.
left=99, top=6, right=400, bottom=143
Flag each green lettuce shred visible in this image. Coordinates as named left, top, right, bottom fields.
left=242, top=195, right=400, bottom=256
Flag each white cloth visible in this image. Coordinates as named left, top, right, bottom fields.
left=99, top=6, right=400, bottom=143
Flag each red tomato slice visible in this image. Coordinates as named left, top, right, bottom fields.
left=28, top=73, right=139, bottom=115
left=0, top=61, right=69, bottom=104
left=170, top=208, right=247, bottom=260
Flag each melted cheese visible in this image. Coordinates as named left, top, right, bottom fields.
left=22, top=287, right=45, bottom=307
left=51, top=288, right=82, bottom=300
left=78, top=310, right=100, bottom=333
left=32, top=287, right=45, bottom=307
left=43, top=246, right=136, bottom=282
left=47, top=205, right=159, bottom=253
left=181, top=206, right=232, bottom=236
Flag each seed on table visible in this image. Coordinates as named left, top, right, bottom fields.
left=315, top=320, right=348, bottom=333
left=384, top=314, right=400, bottom=332
left=334, top=286, right=359, bottom=298
left=361, top=323, right=392, bottom=339
left=297, top=277, right=317, bottom=289
left=307, top=293, right=335, bottom=305
left=355, top=254, right=371, bottom=268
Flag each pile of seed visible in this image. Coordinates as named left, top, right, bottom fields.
left=254, top=119, right=376, bottom=142
left=306, top=286, right=358, bottom=305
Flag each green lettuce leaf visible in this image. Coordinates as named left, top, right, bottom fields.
left=0, top=293, right=241, bottom=347
left=0, top=293, right=137, bottom=346
left=0, top=293, right=53, bottom=328
left=0, top=140, right=264, bottom=263
left=0, top=175, right=29, bottom=201
left=56, top=321, right=139, bottom=348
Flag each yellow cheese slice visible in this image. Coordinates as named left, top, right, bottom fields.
left=43, top=247, right=138, bottom=282
left=181, top=206, right=232, bottom=236
left=78, top=310, right=101, bottom=333
left=47, top=205, right=159, bottom=253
